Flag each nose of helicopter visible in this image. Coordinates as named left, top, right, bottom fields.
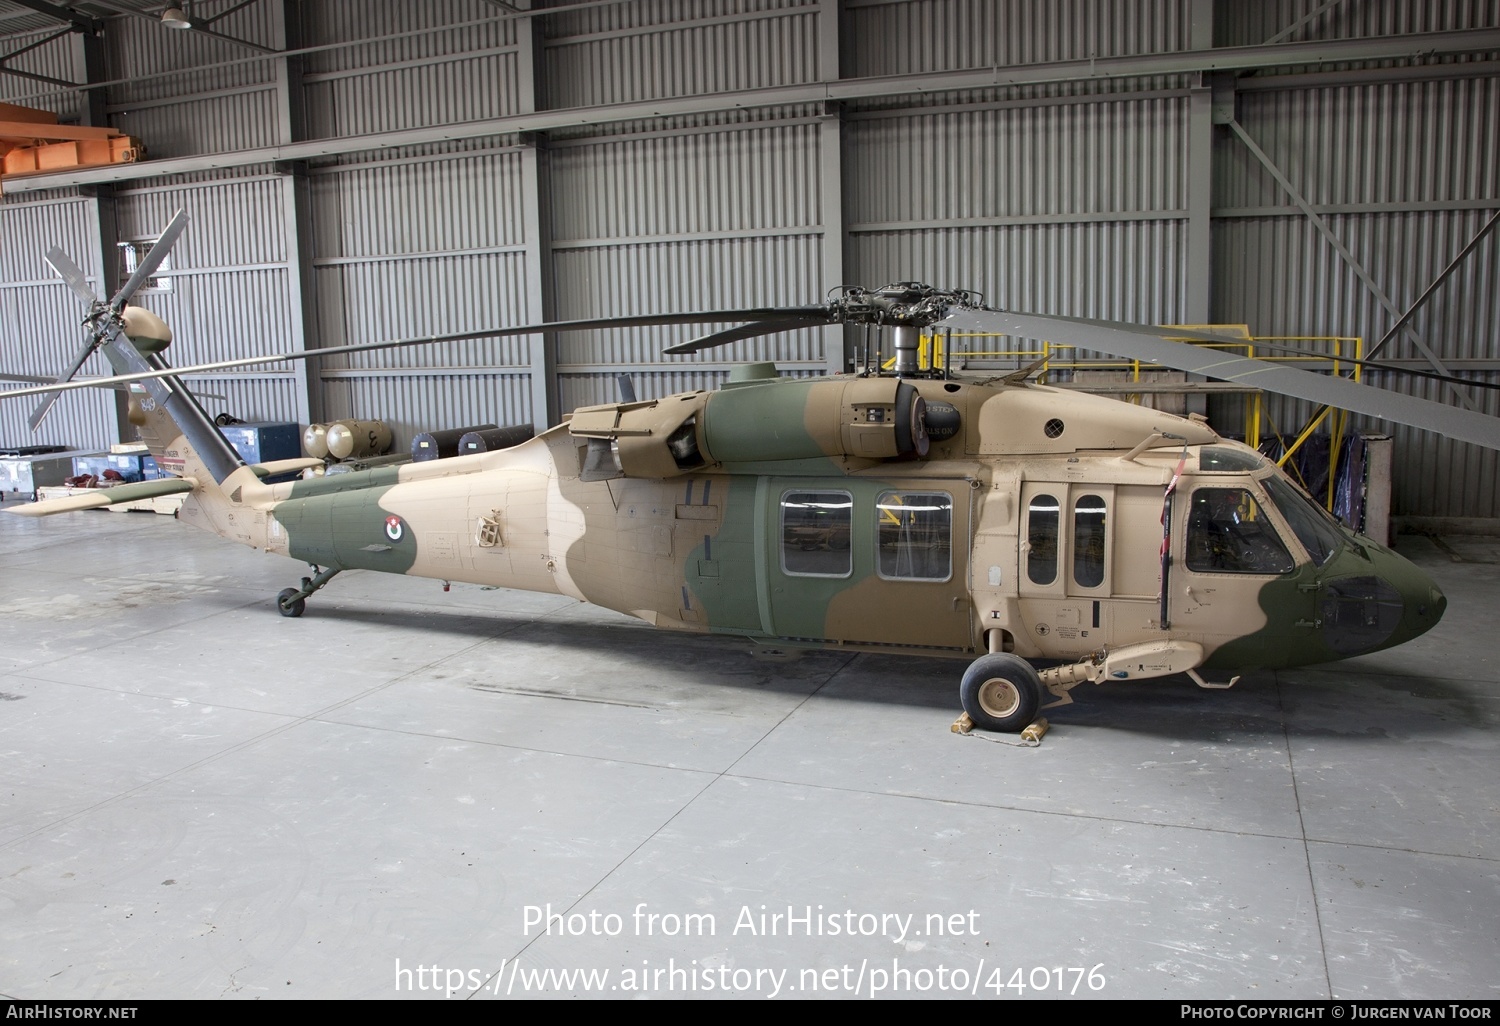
left=1318, top=542, right=1445, bottom=657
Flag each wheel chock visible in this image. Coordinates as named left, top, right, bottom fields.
left=1020, top=718, right=1049, bottom=743
left=953, top=714, right=1050, bottom=744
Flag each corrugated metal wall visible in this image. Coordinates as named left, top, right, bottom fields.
left=0, top=24, right=110, bottom=462
left=106, top=5, right=281, bottom=156
left=845, top=94, right=1190, bottom=330
left=1, top=0, right=1497, bottom=516
left=303, top=1, right=521, bottom=139
left=0, top=193, right=117, bottom=451
left=1216, top=0, right=1497, bottom=46
left=844, top=0, right=1187, bottom=75
left=541, top=0, right=819, bottom=106
left=309, top=147, right=536, bottom=433
left=547, top=117, right=828, bottom=403
left=1213, top=54, right=1500, bottom=516
left=539, top=0, right=828, bottom=404
left=101, top=174, right=302, bottom=428
left=0, top=25, right=85, bottom=115
left=843, top=0, right=1192, bottom=369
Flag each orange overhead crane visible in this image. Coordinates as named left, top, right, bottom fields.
left=0, top=102, right=143, bottom=189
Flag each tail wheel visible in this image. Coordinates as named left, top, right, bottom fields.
left=276, top=587, right=306, bottom=618
left=960, top=653, right=1042, bottom=733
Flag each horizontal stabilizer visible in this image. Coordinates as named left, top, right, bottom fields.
left=251, top=458, right=326, bottom=478
left=5, top=477, right=196, bottom=517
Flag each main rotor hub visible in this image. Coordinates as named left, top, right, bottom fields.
left=829, top=282, right=985, bottom=328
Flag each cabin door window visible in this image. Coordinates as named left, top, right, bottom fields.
left=1072, top=493, right=1107, bottom=588
left=761, top=479, right=972, bottom=651
left=1025, top=493, right=1060, bottom=586
left=779, top=490, right=853, bottom=578
left=1019, top=483, right=1116, bottom=653
left=876, top=490, right=953, bottom=581
left=1022, top=485, right=1112, bottom=596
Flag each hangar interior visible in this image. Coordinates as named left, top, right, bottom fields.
left=1, top=0, right=1497, bottom=1000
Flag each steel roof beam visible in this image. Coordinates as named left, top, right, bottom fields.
left=5, top=26, right=1499, bottom=195
left=4, top=0, right=97, bottom=34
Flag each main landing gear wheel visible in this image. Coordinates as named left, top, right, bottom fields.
left=276, top=587, right=306, bottom=618
left=960, top=653, right=1043, bottom=733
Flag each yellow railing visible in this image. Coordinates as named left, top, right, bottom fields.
left=901, top=331, right=1364, bottom=510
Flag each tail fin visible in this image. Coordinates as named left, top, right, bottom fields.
left=101, top=309, right=246, bottom=486
left=5, top=314, right=304, bottom=549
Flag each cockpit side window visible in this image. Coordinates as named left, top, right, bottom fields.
left=1261, top=475, right=1343, bottom=567
left=1186, top=487, right=1294, bottom=575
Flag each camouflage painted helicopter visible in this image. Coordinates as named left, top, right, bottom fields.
left=6, top=212, right=1494, bottom=732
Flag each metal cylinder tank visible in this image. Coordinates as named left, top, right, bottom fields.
left=302, top=423, right=329, bottom=459
left=457, top=424, right=535, bottom=455
left=325, top=420, right=393, bottom=460
left=411, top=424, right=499, bottom=462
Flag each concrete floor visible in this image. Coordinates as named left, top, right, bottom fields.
left=0, top=502, right=1495, bottom=1001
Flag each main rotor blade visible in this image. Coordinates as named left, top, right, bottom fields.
left=1, top=371, right=221, bottom=398
left=27, top=336, right=106, bottom=432
left=662, top=312, right=834, bottom=355
left=945, top=308, right=1500, bottom=453
left=44, top=247, right=100, bottom=307
left=110, top=208, right=189, bottom=310
left=0, top=307, right=831, bottom=403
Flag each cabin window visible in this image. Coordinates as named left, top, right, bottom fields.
left=1185, top=488, right=1294, bottom=575
left=1026, top=494, right=1059, bottom=585
left=1072, top=494, right=1107, bottom=588
left=781, top=491, right=853, bottom=577
left=876, top=491, right=952, bottom=581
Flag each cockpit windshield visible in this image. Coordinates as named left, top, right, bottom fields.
left=1261, top=474, right=1344, bottom=567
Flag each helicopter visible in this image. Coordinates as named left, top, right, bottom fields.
left=4, top=211, right=1493, bottom=733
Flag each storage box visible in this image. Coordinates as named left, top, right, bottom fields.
left=0, top=449, right=96, bottom=498
left=218, top=422, right=301, bottom=464
left=72, top=452, right=150, bottom=482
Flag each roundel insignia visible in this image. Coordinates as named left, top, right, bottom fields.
left=385, top=515, right=404, bottom=541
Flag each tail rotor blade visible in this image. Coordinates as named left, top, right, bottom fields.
left=111, top=208, right=189, bottom=309
left=33, top=239, right=120, bottom=431
left=45, top=247, right=101, bottom=307
left=27, top=338, right=101, bottom=432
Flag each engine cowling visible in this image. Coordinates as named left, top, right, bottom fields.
left=566, top=375, right=932, bottom=479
